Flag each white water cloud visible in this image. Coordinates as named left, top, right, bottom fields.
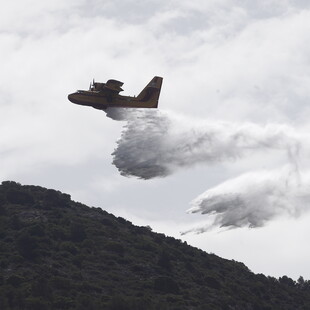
left=186, top=167, right=310, bottom=232
left=107, top=108, right=310, bottom=231
left=108, top=108, right=300, bottom=178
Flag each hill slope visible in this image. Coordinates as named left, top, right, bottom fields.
left=0, top=181, right=310, bottom=310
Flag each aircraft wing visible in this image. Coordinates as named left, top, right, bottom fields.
left=105, top=79, right=124, bottom=93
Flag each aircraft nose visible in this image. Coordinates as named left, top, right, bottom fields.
left=68, top=93, right=75, bottom=103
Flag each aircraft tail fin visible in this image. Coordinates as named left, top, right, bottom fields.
left=136, top=76, right=163, bottom=108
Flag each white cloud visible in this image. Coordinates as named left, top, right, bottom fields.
left=2, top=0, right=310, bottom=279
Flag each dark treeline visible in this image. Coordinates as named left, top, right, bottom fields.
left=0, top=181, right=310, bottom=310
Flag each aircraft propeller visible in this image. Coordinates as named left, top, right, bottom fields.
left=89, top=78, right=95, bottom=91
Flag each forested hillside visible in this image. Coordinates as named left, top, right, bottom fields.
left=0, top=181, right=309, bottom=310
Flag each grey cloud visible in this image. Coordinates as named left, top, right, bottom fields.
left=79, top=0, right=166, bottom=23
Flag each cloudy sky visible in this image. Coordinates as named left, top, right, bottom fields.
left=2, top=0, right=310, bottom=279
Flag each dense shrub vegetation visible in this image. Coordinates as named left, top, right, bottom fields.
left=1, top=181, right=310, bottom=309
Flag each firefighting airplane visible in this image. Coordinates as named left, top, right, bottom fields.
left=68, top=76, right=163, bottom=110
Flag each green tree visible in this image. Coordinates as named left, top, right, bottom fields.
left=16, top=231, right=38, bottom=260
